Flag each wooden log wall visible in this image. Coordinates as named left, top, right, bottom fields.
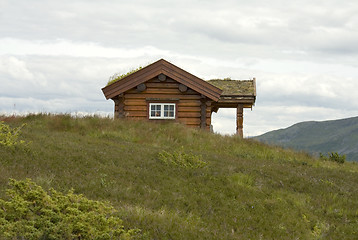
left=113, top=95, right=124, bottom=118
left=120, top=77, right=212, bottom=129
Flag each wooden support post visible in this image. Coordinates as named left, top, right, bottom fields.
left=236, top=104, right=243, bottom=138
left=113, top=95, right=124, bottom=119
left=200, top=96, right=207, bottom=129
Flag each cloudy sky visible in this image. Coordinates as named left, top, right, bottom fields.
left=1, top=0, right=358, bottom=136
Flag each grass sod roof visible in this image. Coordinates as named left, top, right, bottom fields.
left=207, top=79, right=256, bottom=96
left=106, top=66, right=144, bottom=86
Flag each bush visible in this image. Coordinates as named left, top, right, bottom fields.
left=158, top=147, right=207, bottom=169
left=0, top=179, right=140, bottom=240
left=319, top=152, right=346, bottom=164
left=0, top=121, right=28, bottom=148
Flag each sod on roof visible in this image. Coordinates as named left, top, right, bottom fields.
left=208, top=79, right=255, bottom=96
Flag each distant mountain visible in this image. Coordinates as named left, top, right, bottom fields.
left=254, top=116, right=358, bottom=161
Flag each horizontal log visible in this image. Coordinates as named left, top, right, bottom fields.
left=243, top=104, right=254, bottom=108
left=177, top=112, right=200, bottom=118
left=126, top=111, right=147, bottom=117
left=178, top=118, right=211, bottom=125
left=124, top=94, right=202, bottom=100
left=177, top=112, right=211, bottom=118
left=177, top=102, right=201, bottom=107
left=125, top=99, right=201, bottom=107
left=126, top=88, right=199, bottom=95
left=216, top=100, right=255, bottom=105
left=179, top=99, right=201, bottom=104
left=124, top=100, right=147, bottom=106
left=178, top=106, right=201, bottom=112
left=124, top=105, right=147, bottom=111
left=179, top=118, right=200, bottom=125
left=146, top=82, right=179, bottom=89
left=125, top=110, right=211, bottom=118
left=125, top=112, right=211, bottom=120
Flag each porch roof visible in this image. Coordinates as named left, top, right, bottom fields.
left=207, top=79, right=256, bottom=96
left=208, top=79, right=256, bottom=109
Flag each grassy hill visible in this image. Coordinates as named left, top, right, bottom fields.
left=254, top=116, right=358, bottom=162
left=1, top=114, right=358, bottom=239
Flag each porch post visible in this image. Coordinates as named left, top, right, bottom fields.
left=236, top=104, right=243, bottom=138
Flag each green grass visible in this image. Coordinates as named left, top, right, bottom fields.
left=1, top=114, right=358, bottom=239
left=107, top=66, right=144, bottom=86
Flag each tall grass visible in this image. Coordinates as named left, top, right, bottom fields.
left=0, top=114, right=357, bottom=239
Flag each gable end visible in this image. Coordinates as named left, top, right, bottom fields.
left=102, top=59, right=222, bottom=101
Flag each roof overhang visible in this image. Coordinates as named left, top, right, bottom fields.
left=210, top=94, right=256, bottom=113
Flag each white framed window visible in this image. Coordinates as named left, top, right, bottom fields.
left=149, top=103, right=176, bottom=119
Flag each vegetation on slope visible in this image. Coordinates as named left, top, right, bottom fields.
left=107, top=66, right=144, bottom=86
left=1, top=114, right=358, bottom=239
left=254, top=116, right=358, bottom=161
left=0, top=179, right=139, bottom=239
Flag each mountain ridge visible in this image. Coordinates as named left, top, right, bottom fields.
left=254, top=116, right=358, bottom=161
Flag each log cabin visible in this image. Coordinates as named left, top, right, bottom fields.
left=101, top=59, right=256, bottom=137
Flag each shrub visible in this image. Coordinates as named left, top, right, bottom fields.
left=158, top=147, right=207, bottom=169
left=0, top=121, right=28, bottom=149
left=319, top=152, right=346, bottom=164
left=0, top=179, right=140, bottom=240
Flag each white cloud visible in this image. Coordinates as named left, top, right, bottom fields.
left=0, top=56, right=35, bottom=80
left=0, top=38, right=171, bottom=58
left=1, top=0, right=358, bottom=136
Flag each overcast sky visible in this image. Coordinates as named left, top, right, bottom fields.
left=1, top=0, right=358, bottom=136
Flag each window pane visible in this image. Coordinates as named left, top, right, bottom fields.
left=155, top=105, right=161, bottom=116
left=164, top=104, right=169, bottom=117
left=150, top=104, right=161, bottom=117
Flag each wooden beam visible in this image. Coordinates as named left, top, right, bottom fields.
left=236, top=104, right=243, bottom=138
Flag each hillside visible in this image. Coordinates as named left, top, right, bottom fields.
left=1, top=114, right=358, bottom=239
left=254, top=116, right=358, bottom=162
